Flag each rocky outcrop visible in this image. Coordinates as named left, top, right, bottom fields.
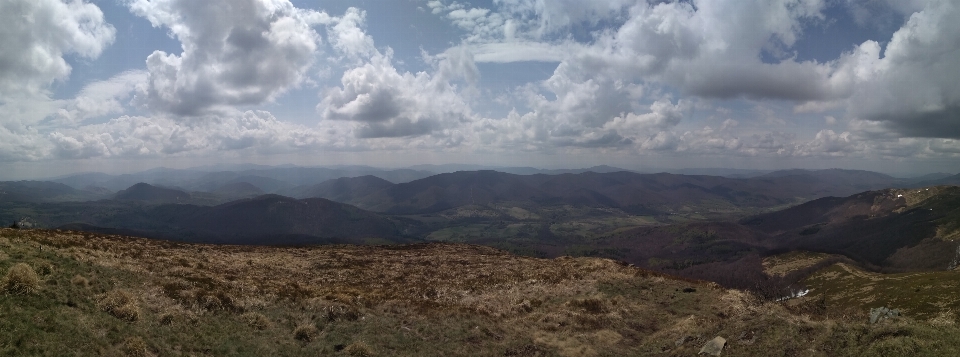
left=699, top=336, right=727, bottom=356
left=869, top=307, right=900, bottom=324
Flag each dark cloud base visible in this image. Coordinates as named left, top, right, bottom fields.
left=878, top=105, right=960, bottom=139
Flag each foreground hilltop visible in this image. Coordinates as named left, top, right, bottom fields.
left=3, top=229, right=960, bottom=356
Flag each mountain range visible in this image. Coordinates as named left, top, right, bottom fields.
left=287, top=168, right=923, bottom=215
left=2, top=167, right=958, bottom=277
left=4, top=164, right=960, bottom=356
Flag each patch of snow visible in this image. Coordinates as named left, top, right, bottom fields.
left=776, top=289, right=810, bottom=302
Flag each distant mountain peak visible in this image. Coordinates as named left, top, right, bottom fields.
left=114, top=182, right=190, bottom=202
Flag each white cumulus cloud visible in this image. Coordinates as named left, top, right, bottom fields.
left=0, top=0, right=115, bottom=100
left=128, top=0, right=326, bottom=115
left=319, top=9, right=476, bottom=140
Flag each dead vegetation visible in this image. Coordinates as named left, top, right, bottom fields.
left=3, top=262, right=40, bottom=295
left=99, top=289, right=141, bottom=322
left=4, top=227, right=960, bottom=356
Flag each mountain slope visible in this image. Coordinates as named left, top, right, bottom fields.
left=0, top=181, right=96, bottom=203
left=331, top=169, right=906, bottom=215
left=916, top=173, right=960, bottom=187
left=211, top=182, right=264, bottom=199
left=175, top=194, right=404, bottom=244
left=283, top=175, right=394, bottom=200
left=7, top=228, right=960, bottom=356
left=50, top=166, right=435, bottom=193
left=742, top=186, right=960, bottom=270
left=113, top=183, right=191, bottom=203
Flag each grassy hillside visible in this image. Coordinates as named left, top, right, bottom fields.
left=765, top=251, right=960, bottom=322
left=4, top=229, right=960, bottom=356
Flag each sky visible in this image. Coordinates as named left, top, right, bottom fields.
left=1, top=0, right=959, bottom=179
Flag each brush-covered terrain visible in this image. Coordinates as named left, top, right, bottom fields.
left=764, top=251, right=960, bottom=323
left=4, top=228, right=960, bottom=356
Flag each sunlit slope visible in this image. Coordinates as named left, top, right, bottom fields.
left=4, top=229, right=960, bottom=356
left=805, top=262, right=960, bottom=321
left=765, top=251, right=960, bottom=322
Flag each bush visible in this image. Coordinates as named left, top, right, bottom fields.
left=343, top=341, right=375, bottom=356
left=99, top=289, right=141, bottom=322
left=243, top=312, right=271, bottom=330
left=36, top=264, right=54, bottom=276
left=3, top=263, right=40, bottom=295
left=569, top=298, right=607, bottom=314
left=121, top=336, right=147, bottom=357
left=293, top=323, right=318, bottom=341
left=71, top=274, right=89, bottom=287
left=159, top=312, right=176, bottom=325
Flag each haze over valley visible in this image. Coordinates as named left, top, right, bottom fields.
left=3, top=0, right=960, bottom=355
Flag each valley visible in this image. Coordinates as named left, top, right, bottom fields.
left=2, top=165, right=960, bottom=355
left=4, top=1, right=960, bottom=355
left=4, top=167, right=960, bottom=285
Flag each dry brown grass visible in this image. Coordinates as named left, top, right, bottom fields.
left=343, top=341, right=375, bottom=356
left=120, top=336, right=148, bottom=357
left=293, top=323, right=318, bottom=341
left=242, top=312, right=271, bottom=330
left=39, top=231, right=647, bottom=317
left=3, top=262, right=40, bottom=295
left=9, top=227, right=960, bottom=356
left=99, top=289, right=141, bottom=322
left=762, top=251, right=832, bottom=277
left=71, top=274, right=89, bottom=287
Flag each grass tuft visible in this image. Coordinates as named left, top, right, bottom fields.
left=293, top=323, right=318, bottom=342
left=159, top=312, right=176, bottom=325
left=3, top=262, right=40, bottom=295
left=569, top=297, right=608, bottom=314
left=343, top=341, right=375, bottom=356
left=120, top=336, right=148, bottom=357
left=71, top=274, right=89, bottom=287
left=243, top=312, right=271, bottom=330
left=99, top=289, right=141, bottom=322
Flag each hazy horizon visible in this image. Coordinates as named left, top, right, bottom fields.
left=1, top=160, right=954, bottom=182
left=2, top=0, right=959, bottom=180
